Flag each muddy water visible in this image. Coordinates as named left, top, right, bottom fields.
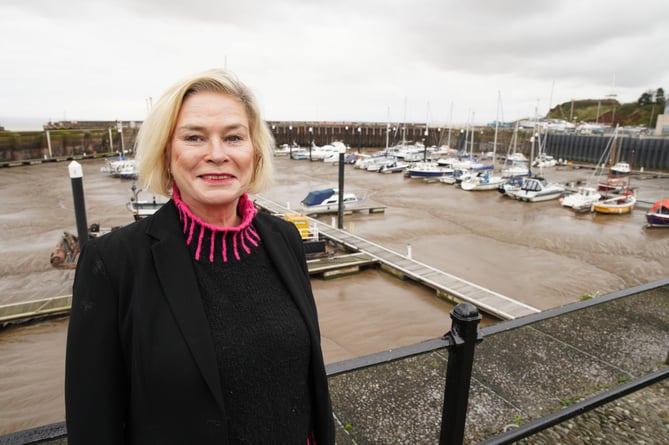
left=1, top=156, right=669, bottom=434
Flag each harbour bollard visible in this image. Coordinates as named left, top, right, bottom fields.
left=337, top=144, right=346, bottom=229
left=407, top=243, right=412, bottom=259
left=440, top=302, right=482, bottom=445
left=68, top=161, right=89, bottom=251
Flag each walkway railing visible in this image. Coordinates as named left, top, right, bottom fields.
left=2, top=279, right=668, bottom=445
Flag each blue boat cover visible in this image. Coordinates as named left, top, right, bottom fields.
left=302, top=188, right=335, bottom=206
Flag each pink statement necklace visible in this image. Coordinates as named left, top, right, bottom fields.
left=172, top=186, right=260, bottom=263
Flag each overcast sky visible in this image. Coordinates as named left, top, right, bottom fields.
left=1, top=0, right=668, bottom=130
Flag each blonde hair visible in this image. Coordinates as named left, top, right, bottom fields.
left=135, top=68, right=275, bottom=196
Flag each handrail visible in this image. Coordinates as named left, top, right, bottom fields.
left=1, top=279, right=667, bottom=444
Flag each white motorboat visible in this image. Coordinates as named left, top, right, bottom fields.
left=532, top=154, right=558, bottom=168
left=505, top=177, right=565, bottom=202
left=300, top=188, right=363, bottom=213
left=406, top=162, right=453, bottom=179
left=560, top=186, right=602, bottom=212
left=460, top=171, right=507, bottom=191
left=309, top=141, right=347, bottom=161
left=377, top=159, right=410, bottom=174
left=126, top=185, right=165, bottom=220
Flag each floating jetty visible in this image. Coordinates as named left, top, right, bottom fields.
left=301, top=204, right=386, bottom=217
left=254, top=194, right=540, bottom=320
left=0, top=295, right=71, bottom=327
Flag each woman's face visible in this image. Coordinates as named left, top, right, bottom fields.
left=170, top=91, right=255, bottom=224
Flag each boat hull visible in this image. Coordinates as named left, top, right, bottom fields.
left=460, top=178, right=506, bottom=191
left=509, top=190, right=564, bottom=202
left=645, top=213, right=669, bottom=227
left=591, top=197, right=635, bottom=214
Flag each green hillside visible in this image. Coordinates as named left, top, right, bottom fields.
left=547, top=90, right=665, bottom=128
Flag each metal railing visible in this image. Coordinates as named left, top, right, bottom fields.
left=2, top=279, right=668, bottom=445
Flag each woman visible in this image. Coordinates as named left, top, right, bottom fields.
left=65, top=68, right=334, bottom=444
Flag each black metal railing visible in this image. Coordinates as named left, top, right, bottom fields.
left=2, top=278, right=668, bottom=445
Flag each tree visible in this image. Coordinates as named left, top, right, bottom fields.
left=655, top=87, right=665, bottom=106
left=638, top=90, right=654, bottom=106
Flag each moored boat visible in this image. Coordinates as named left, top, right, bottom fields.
left=406, top=162, right=452, bottom=178
left=300, top=188, right=363, bottom=213
left=505, top=176, right=565, bottom=202
left=591, top=193, right=636, bottom=214
left=560, top=186, right=602, bottom=212
left=460, top=171, right=507, bottom=191
left=502, top=160, right=530, bottom=178
left=126, top=184, right=165, bottom=220
left=645, top=199, right=669, bottom=227
left=378, top=159, right=410, bottom=174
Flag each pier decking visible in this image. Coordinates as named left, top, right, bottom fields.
left=253, top=195, right=540, bottom=320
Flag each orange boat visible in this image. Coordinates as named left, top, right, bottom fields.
left=645, top=199, right=669, bottom=227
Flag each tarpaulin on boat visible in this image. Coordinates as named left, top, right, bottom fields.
left=301, top=188, right=335, bottom=206
left=650, top=199, right=669, bottom=214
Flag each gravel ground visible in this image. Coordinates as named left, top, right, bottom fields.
left=516, top=379, right=668, bottom=445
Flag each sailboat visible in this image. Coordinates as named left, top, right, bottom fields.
left=460, top=93, right=507, bottom=191
left=597, top=126, right=631, bottom=193
left=530, top=123, right=558, bottom=169
left=560, top=133, right=613, bottom=212
left=502, top=121, right=530, bottom=178
left=592, top=129, right=636, bottom=214
left=591, top=191, right=636, bottom=214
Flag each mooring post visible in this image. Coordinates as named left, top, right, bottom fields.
left=440, top=302, right=482, bottom=445
left=337, top=143, right=345, bottom=229
left=68, top=161, right=89, bottom=251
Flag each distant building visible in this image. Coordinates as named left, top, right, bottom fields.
left=656, top=102, right=669, bottom=136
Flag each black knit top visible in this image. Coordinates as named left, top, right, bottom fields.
left=174, top=189, right=316, bottom=444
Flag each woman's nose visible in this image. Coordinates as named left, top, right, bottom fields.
left=207, top=139, right=229, bottom=162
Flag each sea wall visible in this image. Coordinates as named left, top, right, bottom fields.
left=2, top=121, right=669, bottom=170
left=0, top=124, right=139, bottom=162
left=545, top=133, right=669, bottom=170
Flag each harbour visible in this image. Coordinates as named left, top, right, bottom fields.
left=1, top=153, right=669, bottom=437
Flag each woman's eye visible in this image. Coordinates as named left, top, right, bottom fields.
left=185, top=134, right=203, bottom=142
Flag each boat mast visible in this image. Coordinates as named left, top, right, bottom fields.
left=493, top=91, right=501, bottom=168
left=470, top=112, right=475, bottom=159
left=385, top=106, right=390, bottom=154
left=447, top=101, right=453, bottom=149
left=402, top=96, right=407, bottom=147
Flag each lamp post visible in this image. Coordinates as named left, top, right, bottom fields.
left=289, top=125, right=293, bottom=158
left=337, top=142, right=346, bottom=229
left=357, top=126, right=362, bottom=152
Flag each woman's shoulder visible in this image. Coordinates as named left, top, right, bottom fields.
left=92, top=200, right=177, bottom=250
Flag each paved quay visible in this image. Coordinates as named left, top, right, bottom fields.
left=327, top=279, right=669, bottom=444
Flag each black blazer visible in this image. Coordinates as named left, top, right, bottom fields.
left=65, top=200, right=334, bottom=444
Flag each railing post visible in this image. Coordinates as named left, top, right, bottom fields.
left=440, top=302, right=482, bottom=445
